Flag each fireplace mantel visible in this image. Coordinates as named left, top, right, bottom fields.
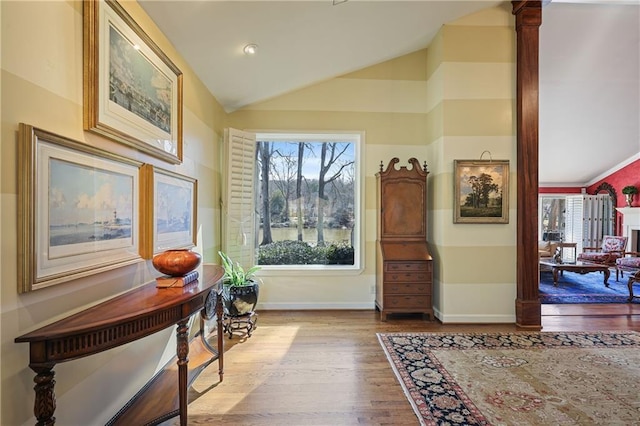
left=616, top=207, right=640, bottom=251
left=616, top=207, right=640, bottom=220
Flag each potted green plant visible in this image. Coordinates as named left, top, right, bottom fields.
left=218, top=251, right=261, bottom=318
left=622, top=185, right=638, bottom=207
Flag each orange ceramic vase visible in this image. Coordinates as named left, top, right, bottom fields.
left=152, top=249, right=202, bottom=276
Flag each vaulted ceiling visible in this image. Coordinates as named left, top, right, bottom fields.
left=139, top=0, right=640, bottom=186
left=540, top=1, right=639, bottom=186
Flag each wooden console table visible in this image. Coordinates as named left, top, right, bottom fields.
left=15, top=264, right=224, bottom=426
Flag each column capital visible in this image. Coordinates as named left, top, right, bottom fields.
left=512, top=1, right=542, bottom=28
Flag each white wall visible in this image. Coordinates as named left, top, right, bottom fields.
left=540, top=3, right=640, bottom=185
left=1, top=2, right=225, bottom=424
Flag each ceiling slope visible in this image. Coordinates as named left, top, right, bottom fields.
left=139, top=1, right=640, bottom=185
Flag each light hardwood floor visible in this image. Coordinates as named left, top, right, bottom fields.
left=170, top=305, right=640, bottom=425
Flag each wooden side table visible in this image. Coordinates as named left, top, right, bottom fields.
left=557, top=242, right=577, bottom=264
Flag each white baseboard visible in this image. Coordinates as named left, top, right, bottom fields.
left=254, top=305, right=515, bottom=323
left=257, top=302, right=375, bottom=310
left=433, top=307, right=515, bottom=323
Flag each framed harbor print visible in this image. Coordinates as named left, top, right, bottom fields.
left=18, top=124, right=143, bottom=293
left=141, top=165, right=197, bottom=258
left=454, top=159, right=509, bottom=224
left=84, top=0, right=183, bottom=164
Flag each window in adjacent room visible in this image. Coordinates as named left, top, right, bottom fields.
left=539, top=196, right=566, bottom=242
left=538, top=193, right=613, bottom=257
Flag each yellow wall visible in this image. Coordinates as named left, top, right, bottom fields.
left=1, top=1, right=517, bottom=424
left=1, top=1, right=224, bottom=424
left=229, top=5, right=517, bottom=321
left=230, top=49, right=430, bottom=310
left=429, top=5, right=518, bottom=322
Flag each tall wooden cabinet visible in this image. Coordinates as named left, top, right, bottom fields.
left=375, top=158, right=433, bottom=321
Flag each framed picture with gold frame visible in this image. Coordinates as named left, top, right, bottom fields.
left=141, top=165, right=197, bottom=258
left=454, top=159, right=509, bottom=224
left=17, top=123, right=143, bottom=293
left=84, top=0, right=183, bottom=164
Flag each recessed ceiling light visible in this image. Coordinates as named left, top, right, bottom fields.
left=243, top=44, right=258, bottom=55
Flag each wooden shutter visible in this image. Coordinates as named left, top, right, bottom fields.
left=222, top=128, right=257, bottom=269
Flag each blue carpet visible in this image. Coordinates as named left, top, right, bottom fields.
left=540, top=269, right=638, bottom=304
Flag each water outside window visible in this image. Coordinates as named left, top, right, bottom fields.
left=255, top=135, right=359, bottom=267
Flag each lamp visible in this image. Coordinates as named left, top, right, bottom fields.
left=243, top=44, right=258, bottom=55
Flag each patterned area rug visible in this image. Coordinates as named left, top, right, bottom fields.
left=539, top=270, right=639, bottom=304
left=378, top=331, right=640, bottom=425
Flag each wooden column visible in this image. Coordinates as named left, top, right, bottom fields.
left=513, top=1, right=542, bottom=329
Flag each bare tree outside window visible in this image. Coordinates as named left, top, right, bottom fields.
left=258, top=141, right=274, bottom=246
left=255, top=135, right=358, bottom=266
left=317, top=142, right=354, bottom=247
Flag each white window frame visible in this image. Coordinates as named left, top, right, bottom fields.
left=224, top=129, right=365, bottom=276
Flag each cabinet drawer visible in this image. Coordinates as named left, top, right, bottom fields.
left=385, top=262, right=430, bottom=272
left=385, top=282, right=431, bottom=295
left=384, top=295, right=431, bottom=309
left=384, top=271, right=431, bottom=283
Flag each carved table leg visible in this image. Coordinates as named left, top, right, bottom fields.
left=32, top=366, right=56, bottom=426
left=628, top=272, right=639, bottom=302
left=603, top=268, right=611, bottom=287
left=552, top=268, right=559, bottom=286
left=176, top=319, right=189, bottom=426
left=216, top=291, right=224, bottom=382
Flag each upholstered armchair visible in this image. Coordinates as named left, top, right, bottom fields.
left=577, top=235, right=627, bottom=267
left=538, top=240, right=559, bottom=260
left=616, top=252, right=640, bottom=281
left=539, top=240, right=560, bottom=272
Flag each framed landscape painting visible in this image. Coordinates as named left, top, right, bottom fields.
left=18, top=124, right=143, bottom=293
left=84, top=0, right=183, bottom=164
left=141, top=165, right=197, bottom=258
left=454, top=159, right=509, bottom=224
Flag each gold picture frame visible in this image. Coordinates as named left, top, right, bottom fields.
left=454, top=159, right=509, bottom=224
left=84, top=0, right=183, bottom=164
left=140, top=165, right=197, bottom=258
left=18, top=123, right=143, bottom=293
